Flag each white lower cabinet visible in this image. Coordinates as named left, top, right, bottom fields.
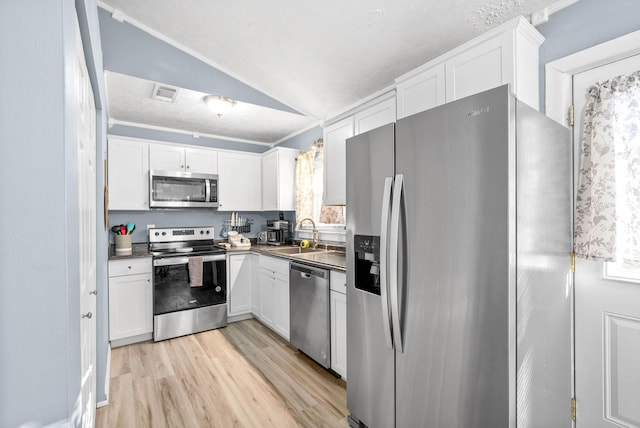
left=108, top=258, right=153, bottom=344
left=330, top=270, right=347, bottom=379
left=227, top=253, right=255, bottom=317
left=259, top=255, right=290, bottom=340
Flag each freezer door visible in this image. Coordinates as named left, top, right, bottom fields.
left=394, top=86, right=512, bottom=427
left=346, top=123, right=395, bottom=428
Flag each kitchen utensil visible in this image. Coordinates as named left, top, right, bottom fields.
left=126, top=222, right=135, bottom=234
left=120, top=225, right=126, bottom=235
left=111, top=225, right=121, bottom=234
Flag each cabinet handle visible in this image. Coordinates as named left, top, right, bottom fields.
left=89, top=290, right=97, bottom=295
left=186, top=165, right=190, bottom=169
left=128, top=266, right=132, bottom=269
left=82, top=312, right=93, bottom=319
left=180, top=165, right=184, bottom=169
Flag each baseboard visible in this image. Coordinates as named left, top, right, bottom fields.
left=228, top=312, right=254, bottom=323
left=110, top=332, right=153, bottom=348
left=100, top=343, right=111, bottom=407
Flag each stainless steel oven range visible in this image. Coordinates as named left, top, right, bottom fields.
left=149, top=226, right=227, bottom=341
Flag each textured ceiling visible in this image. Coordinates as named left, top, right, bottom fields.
left=106, top=71, right=316, bottom=144
left=100, top=0, right=565, bottom=143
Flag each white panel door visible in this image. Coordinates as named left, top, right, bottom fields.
left=573, top=53, right=640, bottom=428
left=76, top=23, right=97, bottom=427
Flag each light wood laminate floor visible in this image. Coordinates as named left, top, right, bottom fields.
left=96, top=319, right=348, bottom=427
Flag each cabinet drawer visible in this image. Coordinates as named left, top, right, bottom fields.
left=330, top=270, right=347, bottom=294
left=109, top=257, right=152, bottom=277
left=260, top=255, right=289, bottom=275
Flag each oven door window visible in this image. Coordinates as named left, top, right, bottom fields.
left=154, top=259, right=226, bottom=315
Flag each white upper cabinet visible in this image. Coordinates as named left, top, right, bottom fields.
left=395, top=16, right=543, bottom=118
left=186, top=147, right=218, bottom=174
left=108, top=137, right=149, bottom=211
left=218, top=151, right=262, bottom=211
left=354, top=96, right=397, bottom=136
left=323, top=116, right=354, bottom=206
left=262, top=147, right=297, bottom=211
left=396, top=63, right=446, bottom=119
left=150, top=144, right=218, bottom=174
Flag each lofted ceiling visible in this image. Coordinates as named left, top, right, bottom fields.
left=99, top=0, right=569, bottom=145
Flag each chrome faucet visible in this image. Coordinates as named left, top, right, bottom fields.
left=296, top=217, right=319, bottom=249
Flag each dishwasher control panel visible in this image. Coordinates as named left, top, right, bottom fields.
left=354, top=234, right=381, bottom=295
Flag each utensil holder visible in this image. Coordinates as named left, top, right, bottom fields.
left=115, top=234, right=132, bottom=255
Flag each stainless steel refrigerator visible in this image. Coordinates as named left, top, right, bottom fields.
left=346, top=85, right=572, bottom=428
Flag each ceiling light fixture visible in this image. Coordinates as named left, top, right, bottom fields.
left=203, top=95, right=236, bottom=118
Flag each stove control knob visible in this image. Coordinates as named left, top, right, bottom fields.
left=206, top=230, right=210, bottom=234
left=200, top=230, right=204, bottom=234
left=155, top=232, right=160, bottom=236
left=161, top=232, right=166, bottom=236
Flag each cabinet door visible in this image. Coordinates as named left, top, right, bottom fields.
left=108, top=138, right=149, bottom=210
left=330, top=289, right=347, bottom=379
left=274, top=272, right=290, bottom=341
left=396, top=64, right=446, bottom=119
left=262, top=151, right=278, bottom=211
left=227, top=254, right=252, bottom=316
left=354, top=97, right=396, bottom=135
left=108, top=273, right=152, bottom=341
left=323, top=117, right=354, bottom=206
left=251, top=256, right=261, bottom=317
left=445, top=32, right=512, bottom=103
left=259, top=268, right=275, bottom=328
left=186, top=147, right=218, bottom=174
left=149, top=144, right=185, bottom=171
left=218, top=152, right=262, bottom=211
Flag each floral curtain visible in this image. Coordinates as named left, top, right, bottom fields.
left=574, top=70, right=640, bottom=263
left=295, top=148, right=315, bottom=221
left=294, top=142, right=345, bottom=225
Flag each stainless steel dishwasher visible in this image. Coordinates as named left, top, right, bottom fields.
left=290, top=262, right=331, bottom=369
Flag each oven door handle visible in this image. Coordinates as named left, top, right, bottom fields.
left=153, top=254, right=226, bottom=266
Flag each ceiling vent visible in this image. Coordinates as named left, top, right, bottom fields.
left=151, top=83, right=179, bottom=103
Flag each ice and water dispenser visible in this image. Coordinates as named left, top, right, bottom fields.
left=353, top=235, right=381, bottom=295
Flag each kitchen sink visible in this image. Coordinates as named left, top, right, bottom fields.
left=266, top=246, right=329, bottom=255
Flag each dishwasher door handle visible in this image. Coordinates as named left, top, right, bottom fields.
left=299, top=272, right=312, bottom=279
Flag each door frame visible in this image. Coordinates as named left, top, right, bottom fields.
left=545, top=29, right=640, bottom=427
left=545, top=29, right=640, bottom=126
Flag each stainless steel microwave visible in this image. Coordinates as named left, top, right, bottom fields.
left=149, top=170, right=218, bottom=208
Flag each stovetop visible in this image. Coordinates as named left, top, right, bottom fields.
left=148, top=226, right=225, bottom=257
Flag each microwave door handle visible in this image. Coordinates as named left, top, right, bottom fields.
left=205, top=179, right=211, bottom=202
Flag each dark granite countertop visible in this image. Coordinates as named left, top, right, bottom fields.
left=108, top=243, right=151, bottom=260
left=107, top=242, right=346, bottom=271
left=241, top=244, right=347, bottom=272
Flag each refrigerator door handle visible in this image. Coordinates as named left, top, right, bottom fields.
left=379, top=176, right=394, bottom=350
left=389, top=173, right=404, bottom=353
